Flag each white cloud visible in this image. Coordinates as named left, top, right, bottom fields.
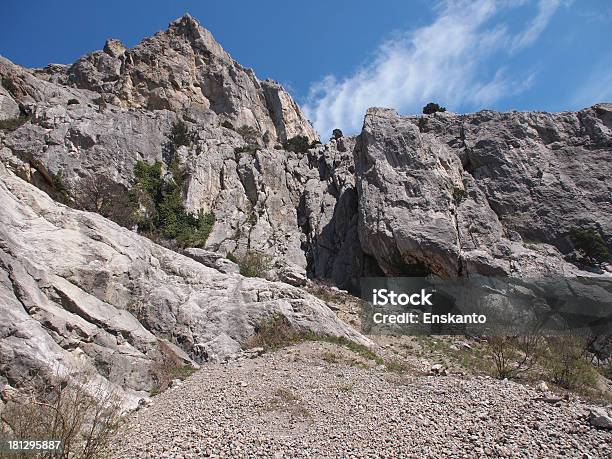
left=303, top=0, right=560, bottom=138
left=511, top=0, right=561, bottom=51
left=571, top=60, right=612, bottom=108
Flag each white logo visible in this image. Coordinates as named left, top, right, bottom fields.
left=372, top=288, right=433, bottom=307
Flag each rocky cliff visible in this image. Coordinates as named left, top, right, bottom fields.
left=0, top=162, right=369, bottom=407
left=0, top=15, right=610, bottom=405
left=356, top=106, right=612, bottom=279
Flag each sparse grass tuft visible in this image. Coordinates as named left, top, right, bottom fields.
left=237, top=250, right=273, bottom=278
left=322, top=351, right=340, bottom=364
left=263, top=386, right=311, bottom=419
left=384, top=359, right=411, bottom=374
left=337, top=383, right=353, bottom=393
left=243, top=314, right=383, bottom=364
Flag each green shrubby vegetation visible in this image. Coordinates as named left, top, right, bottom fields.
left=132, top=160, right=214, bottom=248
left=51, top=170, right=71, bottom=204
left=282, top=135, right=311, bottom=153
left=237, top=250, right=273, bottom=278
left=234, top=144, right=260, bottom=155
left=422, top=102, right=447, bottom=114
left=168, top=120, right=196, bottom=148
left=569, top=227, right=609, bottom=265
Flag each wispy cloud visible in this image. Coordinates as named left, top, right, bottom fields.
left=304, top=0, right=561, bottom=138
left=571, top=59, right=612, bottom=108
left=511, top=0, right=561, bottom=51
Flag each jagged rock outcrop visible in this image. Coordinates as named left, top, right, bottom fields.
left=54, top=14, right=317, bottom=143
left=355, top=107, right=612, bottom=278
left=0, top=163, right=370, bottom=407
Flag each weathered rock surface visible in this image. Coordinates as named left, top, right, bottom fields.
left=588, top=406, right=612, bottom=430
left=0, top=13, right=611, bottom=409
left=0, top=164, right=370, bottom=406
left=356, top=107, right=612, bottom=278
left=62, top=14, right=317, bottom=143
left=3, top=16, right=608, bottom=292
left=183, top=247, right=239, bottom=274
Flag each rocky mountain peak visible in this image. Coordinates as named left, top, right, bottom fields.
left=50, top=14, right=317, bottom=142
left=0, top=12, right=610, bottom=417
left=164, top=13, right=230, bottom=62
left=102, top=39, right=127, bottom=58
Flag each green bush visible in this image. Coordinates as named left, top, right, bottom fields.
left=234, top=144, right=259, bottom=155
left=569, top=227, right=609, bottom=265
left=238, top=250, right=272, bottom=278
left=51, top=169, right=71, bottom=204
left=221, top=120, right=234, bottom=130
left=131, top=160, right=214, bottom=248
left=282, top=135, right=311, bottom=153
left=452, top=186, right=468, bottom=204
left=423, top=102, right=447, bottom=115
left=92, top=96, right=107, bottom=110
left=133, top=160, right=163, bottom=201
left=168, top=120, right=195, bottom=148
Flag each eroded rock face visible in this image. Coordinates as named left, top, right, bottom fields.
left=356, top=107, right=612, bottom=278
left=0, top=164, right=370, bottom=406
left=64, top=15, right=317, bottom=143
left=0, top=14, right=610, bottom=407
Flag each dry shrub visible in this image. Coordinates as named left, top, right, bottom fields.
left=74, top=176, right=136, bottom=228
left=0, top=371, right=121, bottom=459
left=150, top=340, right=197, bottom=395
left=545, top=335, right=599, bottom=390
left=243, top=314, right=302, bottom=351
left=488, top=335, right=543, bottom=379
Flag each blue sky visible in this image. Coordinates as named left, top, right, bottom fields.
left=2, top=0, right=611, bottom=137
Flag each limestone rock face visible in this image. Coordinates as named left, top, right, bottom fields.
left=0, top=85, right=20, bottom=121
left=183, top=248, right=239, bottom=274
left=0, top=165, right=371, bottom=406
left=355, top=107, right=612, bottom=277
left=65, top=15, right=317, bottom=143
left=0, top=14, right=611, bottom=406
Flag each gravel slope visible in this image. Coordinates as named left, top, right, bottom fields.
left=115, top=342, right=611, bottom=458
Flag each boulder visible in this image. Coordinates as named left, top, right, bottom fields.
left=588, top=407, right=612, bottom=429
left=184, top=248, right=239, bottom=274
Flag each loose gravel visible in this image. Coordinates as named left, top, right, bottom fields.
left=114, top=342, right=611, bottom=458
